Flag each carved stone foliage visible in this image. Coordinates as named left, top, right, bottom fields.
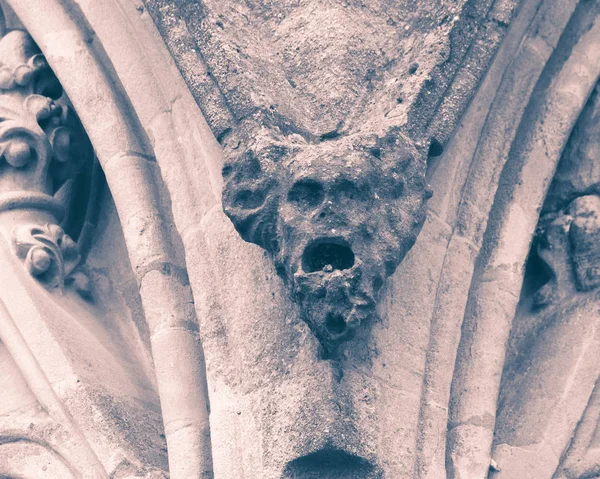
left=13, top=223, right=89, bottom=292
left=222, top=122, right=430, bottom=354
left=0, top=29, right=93, bottom=294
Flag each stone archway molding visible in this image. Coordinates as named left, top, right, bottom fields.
left=412, top=0, right=600, bottom=476
left=0, top=298, right=107, bottom=478
left=2, top=1, right=220, bottom=477
left=447, top=3, right=600, bottom=477
left=0, top=436, right=78, bottom=478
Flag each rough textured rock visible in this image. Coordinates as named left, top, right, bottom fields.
left=222, top=126, right=429, bottom=353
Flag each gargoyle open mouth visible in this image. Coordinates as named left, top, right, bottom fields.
left=292, top=237, right=374, bottom=355
left=301, top=238, right=355, bottom=273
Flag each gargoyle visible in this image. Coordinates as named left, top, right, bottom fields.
left=222, top=117, right=430, bottom=354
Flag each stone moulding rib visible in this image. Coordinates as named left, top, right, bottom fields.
left=415, top=0, right=545, bottom=474
left=416, top=0, right=595, bottom=476
left=447, top=3, right=600, bottom=477
left=3, top=1, right=214, bottom=477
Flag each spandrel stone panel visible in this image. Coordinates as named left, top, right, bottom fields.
left=138, top=0, right=524, bottom=477
left=142, top=0, right=514, bottom=358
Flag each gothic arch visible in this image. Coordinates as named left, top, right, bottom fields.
left=0, top=0, right=599, bottom=478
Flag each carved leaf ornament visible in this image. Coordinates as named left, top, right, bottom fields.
left=12, top=223, right=88, bottom=293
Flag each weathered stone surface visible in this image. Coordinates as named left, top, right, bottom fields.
left=492, top=32, right=600, bottom=476
left=222, top=126, right=429, bottom=353
left=4, top=0, right=600, bottom=478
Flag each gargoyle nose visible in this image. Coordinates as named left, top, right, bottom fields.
left=317, top=202, right=335, bottom=219
left=301, top=239, right=355, bottom=273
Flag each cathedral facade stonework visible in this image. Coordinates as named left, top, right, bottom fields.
left=0, top=1, right=599, bottom=478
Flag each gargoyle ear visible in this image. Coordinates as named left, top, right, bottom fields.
left=367, top=129, right=430, bottom=202
left=222, top=142, right=289, bottom=255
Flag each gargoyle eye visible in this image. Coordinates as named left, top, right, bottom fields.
left=234, top=189, right=266, bottom=209
left=237, top=154, right=262, bottom=180
left=221, top=164, right=233, bottom=177
left=287, top=179, right=324, bottom=209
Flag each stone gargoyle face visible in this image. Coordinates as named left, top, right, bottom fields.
left=222, top=128, right=430, bottom=355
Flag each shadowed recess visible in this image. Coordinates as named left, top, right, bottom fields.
left=302, top=239, right=355, bottom=273
left=425, top=137, right=444, bottom=181
left=326, top=312, right=347, bottom=335
left=287, top=179, right=325, bottom=209
left=282, top=449, right=381, bottom=479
